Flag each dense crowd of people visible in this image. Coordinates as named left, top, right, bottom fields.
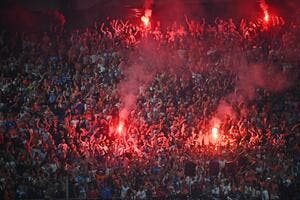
left=1, top=13, right=300, bottom=200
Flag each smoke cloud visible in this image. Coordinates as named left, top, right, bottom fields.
left=117, top=37, right=190, bottom=120
left=144, top=0, right=154, bottom=10
left=259, top=0, right=269, bottom=13
left=212, top=52, right=292, bottom=124
left=118, top=39, right=163, bottom=120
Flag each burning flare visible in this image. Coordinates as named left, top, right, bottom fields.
left=259, top=0, right=270, bottom=23
left=264, top=11, right=269, bottom=22
left=141, top=9, right=152, bottom=28
left=212, top=127, right=219, bottom=140
left=141, top=16, right=150, bottom=27
left=117, top=121, right=125, bottom=135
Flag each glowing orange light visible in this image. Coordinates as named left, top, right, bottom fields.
left=141, top=16, right=150, bottom=27
left=212, top=127, right=218, bottom=140
left=264, top=11, right=269, bottom=22
left=141, top=8, right=152, bottom=28
left=117, top=121, right=124, bottom=134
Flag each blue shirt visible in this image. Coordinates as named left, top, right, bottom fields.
left=101, top=187, right=112, bottom=199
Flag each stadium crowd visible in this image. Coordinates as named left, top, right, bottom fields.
left=1, top=13, right=300, bottom=200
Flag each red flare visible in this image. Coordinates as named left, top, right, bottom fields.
left=259, top=0, right=270, bottom=23
left=212, top=127, right=219, bottom=140
left=141, top=16, right=150, bottom=27
left=141, top=8, right=152, bottom=28
left=264, top=11, right=269, bottom=23
left=117, top=121, right=124, bottom=134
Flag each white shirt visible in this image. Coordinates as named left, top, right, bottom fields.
left=136, top=189, right=146, bottom=199
left=212, top=186, right=220, bottom=196
left=120, top=185, right=129, bottom=199
left=262, top=189, right=269, bottom=200
left=223, top=184, right=231, bottom=195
